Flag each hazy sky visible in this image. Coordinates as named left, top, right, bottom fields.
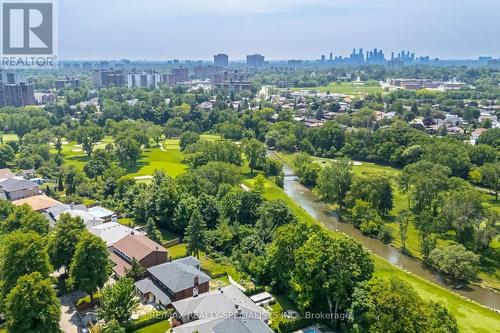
left=59, top=0, right=500, bottom=60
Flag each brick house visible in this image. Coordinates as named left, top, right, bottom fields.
left=134, top=256, right=211, bottom=308
left=109, top=234, right=168, bottom=277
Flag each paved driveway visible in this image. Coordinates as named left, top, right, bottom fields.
left=60, top=292, right=84, bottom=333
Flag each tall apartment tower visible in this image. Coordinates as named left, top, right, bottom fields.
left=246, top=54, right=265, bottom=68
left=213, top=54, right=229, bottom=68
left=0, top=70, right=35, bottom=107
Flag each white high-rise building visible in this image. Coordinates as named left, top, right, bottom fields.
left=127, top=71, right=162, bottom=89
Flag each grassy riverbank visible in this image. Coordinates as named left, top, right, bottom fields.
left=277, top=152, right=500, bottom=290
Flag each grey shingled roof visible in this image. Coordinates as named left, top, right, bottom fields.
left=173, top=285, right=268, bottom=321
left=134, top=278, right=172, bottom=305
left=45, top=204, right=88, bottom=218
left=172, top=286, right=271, bottom=333
left=0, top=178, right=38, bottom=192
left=147, top=256, right=211, bottom=293
left=212, top=318, right=274, bottom=333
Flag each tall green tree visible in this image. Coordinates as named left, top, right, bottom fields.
left=147, top=124, right=164, bottom=147
left=125, top=258, right=145, bottom=281
left=97, top=278, right=139, bottom=324
left=115, top=136, right=142, bottom=167
left=243, top=138, right=266, bottom=173
left=346, top=175, right=393, bottom=215
left=179, top=131, right=200, bottom=151
left=1, top=204, right=49, bottom=235
left=0, top=231, right=52, bottom=302
left=4, top=272, right=61, bottom=333
left=69, top=233, right=111, bottom=303
left=440, top=189, right=484, bottom=245
left=350, top=276, right=458, bottom=333
left=256, top=200, right=296, bottom=242
left=396, top=210, right=413, bottom=251
left=144, top=218, right=162, bottom=244
left=0, top=144, right=15, bottom=167
left=185, top=210, right=207, bottom=259
left=400, top=161, right=450, bottom=212
left=47, top=213, right=86, bottom=271
left=316, top=158, right=353, bottom=210
left=72, top=122, right=104, bottom=157
left=480, top=162, right=500, bottom=201
left=266, top=223, right=309, bottom=293
left=428, top=244, right=480, bottom=281
left=292, top=231, right=373, bottom=324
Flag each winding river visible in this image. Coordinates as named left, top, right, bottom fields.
left=278, top=161, right=500, bottom=311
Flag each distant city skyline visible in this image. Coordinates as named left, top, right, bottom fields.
left=60, top=0, right=500, bottom=60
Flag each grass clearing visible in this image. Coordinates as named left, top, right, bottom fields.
left=61, top=137, right=187, bottom=178
left=128, top=139, right=187, bottom=178
left=2, top=133, right=19, bottom=142
left=167, top=243, right=187, bottom=258
left=291, top=81, right=384, bottom=96
left=132, top=320, right=170, bottom=333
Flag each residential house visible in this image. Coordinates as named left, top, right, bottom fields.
left=210, top=318, right=274, bottom=333
left=0, top=168, right=16, bottom=180
left=12, top=195, right=62, bottom=212
left=171, top=285, right=270, bottom=333
left=88, top=206, right=116, bottom=222
left=470, top=128, right=488, bottom=145
left=0, top=178, right=39, bottom=200
left=135, top=256, right=211, bottom=308
left=44, top=204, right=104, bottom=229
left=90, top=222, right=140, bottom=246
left=109, top=234, right=168, bottom=277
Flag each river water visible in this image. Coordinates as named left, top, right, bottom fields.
left=280, top=163, right=500, bottom=311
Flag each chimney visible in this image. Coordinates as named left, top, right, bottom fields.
left=193, top=274, right=199, bottom=287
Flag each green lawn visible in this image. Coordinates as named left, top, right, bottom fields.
left=127, top=139, right=187, bottom=178
left=200, top=133, right=223, bottom=142
left=167, top=243, right=187, bottom=258
left=60, top=136, right=115, bottom=170
left=133, top=320, right=170, bottom=333
left=268, top=294, right=300, bottom=328
left=61, top=137, right=187, bottom=178
left=291, top=81, right=384, bottom=96
left=2, top=133, right=19, bottom=142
